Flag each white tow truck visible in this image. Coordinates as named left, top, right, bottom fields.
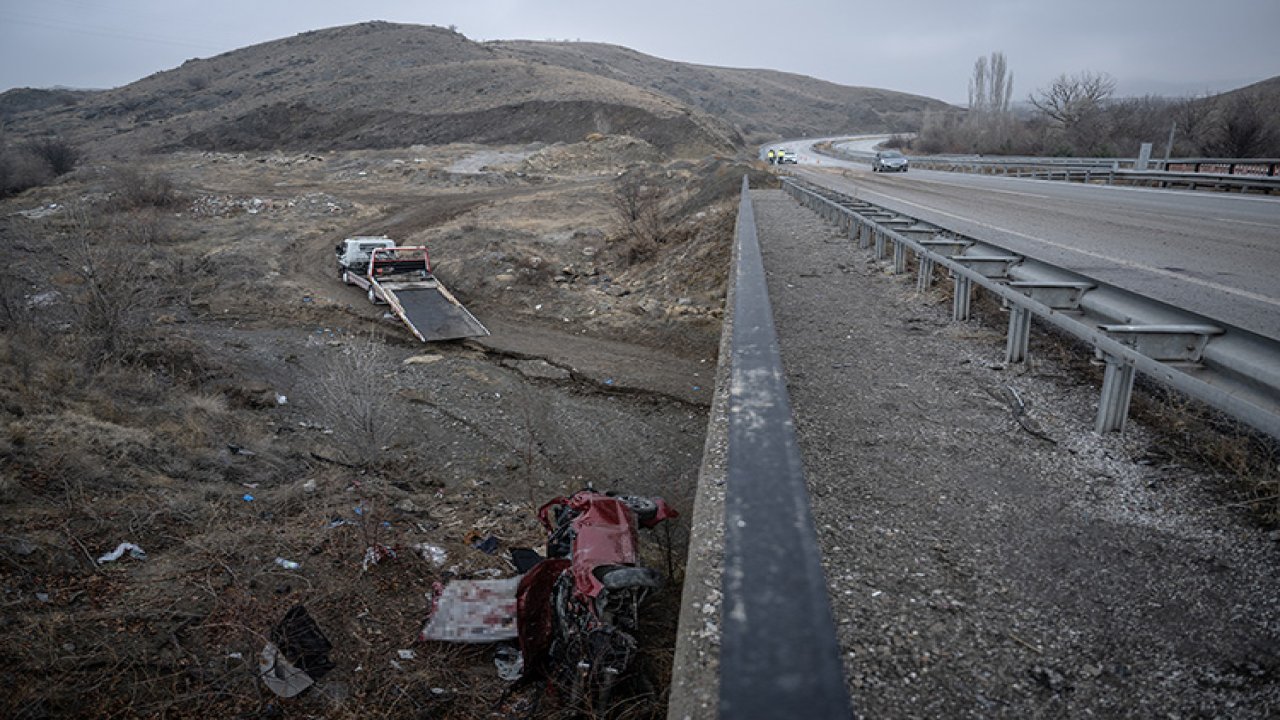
left=335, top=236, right=489, bottom=342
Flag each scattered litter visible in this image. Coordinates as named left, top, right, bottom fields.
left=302, top=478, right=317, bottom=493
left=510, top=548, right=543, bottom=574
left=241, top=482, right=259, bottom=489
left=35, top=592, right=50, bottom=603
left=275, top=394, right=288, bottom=405
left=466, top=531, right=500, bottom=555
left=362, top=544, right=398, bottom=571
left=397, top=649, right=416, bottom=661
left=390, top=659, right=404, bottom=671
left=394, top=498, right=418, bottom=513
left=693, top=386, right=701, bottom=392
left=97, top=542, right=146, bottom=564
left=420, top=577, right=520, bottom=642
left=227, top=444, right=256, bottom=456
left=275, top=557, right=301, bottom=571
left=242, top=494, right=255, bottom=502
left=325, top=518, right=353, bottom=529
left=494, top=645, right=524, bottom=681
left=603, top=378, right=615, bottom=386
left=414, top=543, right=448, bottom=567
left=353, top=505, right=365, bottom=516
left=260, top=606, right=334, bottom=698
left=403, top=354, right=444, bottom=365
left=228, top=652, right=243, bottom=660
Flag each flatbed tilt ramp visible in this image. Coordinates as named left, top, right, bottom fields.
left=389, top=282, right=489, bottom=342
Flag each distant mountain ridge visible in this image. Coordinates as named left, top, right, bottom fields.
left=1, top=21, right=953, bottom=155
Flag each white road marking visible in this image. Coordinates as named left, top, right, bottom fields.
left=839, top=180, right=1280, bottom=309
left=1215, top=217, right=1278, bottom=229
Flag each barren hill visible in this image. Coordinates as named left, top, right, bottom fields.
left=493, top=40, right=955, bottom=144
left=2, top=22, right=959, bottom=157
left=3, top=22, right=742, bottom=157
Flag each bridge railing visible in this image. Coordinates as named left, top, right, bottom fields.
left=668, top=177, right=854, bottom=720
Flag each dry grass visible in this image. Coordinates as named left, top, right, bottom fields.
left=0, top=148, right=709, bottom=719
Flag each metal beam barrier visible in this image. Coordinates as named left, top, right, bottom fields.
left=782, top=178, right=1280, bottom=442
left=719, top=177, right=854, bottom=719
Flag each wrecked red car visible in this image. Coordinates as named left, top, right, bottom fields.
left=518, top=490, right=677, bottom=708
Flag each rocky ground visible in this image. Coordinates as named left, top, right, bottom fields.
left=0, top=138, right=752, bottom=718
left=753, top=188, right=1280, bottom=718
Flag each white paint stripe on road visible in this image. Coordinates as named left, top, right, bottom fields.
left=1215, top=217, right=1279, bottom=229
left=842, top=181, right=1280, bottom=310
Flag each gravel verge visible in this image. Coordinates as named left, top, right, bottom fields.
left=752, top=188, right=1280, bottom=719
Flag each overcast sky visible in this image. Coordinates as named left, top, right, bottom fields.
left=1, top=0, right=1277, bottom=104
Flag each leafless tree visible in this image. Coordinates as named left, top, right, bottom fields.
left=1206, top=92, right=1277, bottom=158
left=1030, top=71, right=1116, bottom=130
left=966, top=52, right=1015, bottom=150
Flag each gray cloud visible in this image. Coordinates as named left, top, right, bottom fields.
left=1, top=0, right=1277, bottom=103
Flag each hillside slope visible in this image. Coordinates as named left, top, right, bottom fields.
left=1, top=22, right=962, bottom=157
left=4, top=22, right=741, bottom=157
left=492, top=40, right=956, bottom=143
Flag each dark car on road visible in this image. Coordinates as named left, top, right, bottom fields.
left=872, top=150, right=909, bottom=173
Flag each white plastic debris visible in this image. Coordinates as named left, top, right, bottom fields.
left=275, top=394, right=288, bottom=405
left=97, top=542, right=147, bottom=564
left=302, top=478, right=317, bottom=494
left=413, top=543, right=448, bottom=567
left=397, top=649, right=416, bottom=660
left=275, top=557, right=301, bottom=571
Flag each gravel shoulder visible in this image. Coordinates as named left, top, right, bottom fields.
left=752, top=188, right=1280, bottom=719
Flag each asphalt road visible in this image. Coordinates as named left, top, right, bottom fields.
left=773, top=140, right=1280, bottom=340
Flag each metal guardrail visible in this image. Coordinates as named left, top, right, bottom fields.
left=718, top=177, right=853, bottom=719
left=905, top=158, right=1280, bottom=194
left=920, top=154, right=1280, bottom=176
left=823, top=144, right=1280, bottom=194
left=782, top=177, right=1280, bottom=442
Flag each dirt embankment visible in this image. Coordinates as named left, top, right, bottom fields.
left=0, top=138, right=753, bottom=717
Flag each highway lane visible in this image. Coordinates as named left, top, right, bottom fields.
left=779, top=141, right=1280, bottom=340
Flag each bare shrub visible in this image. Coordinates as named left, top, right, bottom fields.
left=62, top=215, right=158, bottom=366
left=609, top=171, right=670, bottom=267
left=0, top=147, right=53, bottom=196
left=109, top=167, right=182, bottom=210
left=311, top=334, right=401, bottom=467
left=25, top=136, right=80, bottom=176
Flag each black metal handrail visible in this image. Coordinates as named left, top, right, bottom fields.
left=718, top=176, right=853, bottom=719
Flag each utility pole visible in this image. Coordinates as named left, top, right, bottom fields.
left=1162, top=120, right=1178, bottom=169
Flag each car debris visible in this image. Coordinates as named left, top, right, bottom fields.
left=260, top=606, right=335, bottom=698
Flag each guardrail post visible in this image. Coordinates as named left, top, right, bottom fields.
left=1005, top=306, right=1032, bottom=363
left=1096, top=354, right=1137, bottom=433
left=858, top=223, right=871, bottom=250
left=893, top=240, right=906, bottom=275
left=953, top=274, right=972, bottom=321
left=916, top=255, right=935, bottom=292
left=874, top=229, right=886, bottom=261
